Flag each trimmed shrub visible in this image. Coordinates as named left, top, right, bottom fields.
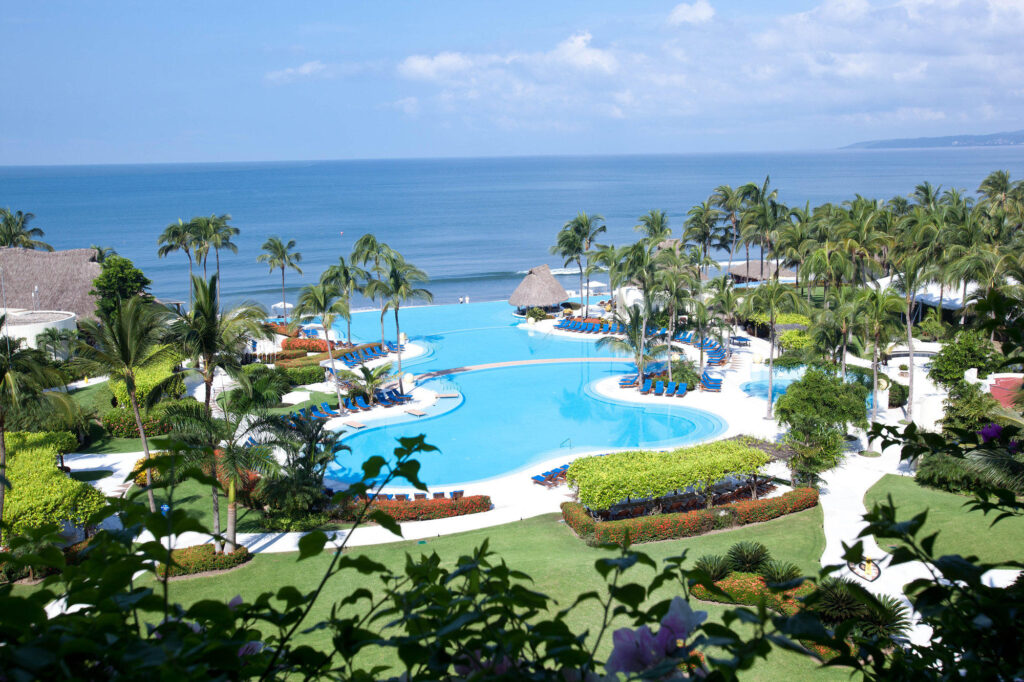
left=109, top=350, right=184, bottom=407
left=694, top=554, right=731, bottom=581
left=336, top=495, right=492, bottom=523
left=727, top=541, right=771, bottom=573
left=915, top=452, right=990, bottom=493
left=6, top=431, right=77, bottom=455
left=778, top=329, right=812, bottom=351
left=592, top=508, right=715, bottom=545
left=691, top=572, right=814, bottom=616
left=888, top=381, right=909, bottom=408
left=156, top=544, right=250, bottom=578
left=928, top=329, right=1000, bottom=389
left=281, top=337, right=331, bottom=352
left=282, top=365, right=326, bottom=386
left=262, top=511, right=330, bottom=532
left=102, top=408, right=170, bottom=438
left=760, top=560, right=802, bottom=585
left=813, top=577, right=865, bottom=625
left=560, top=502, right=596, bottom=538
left=857, top=594, right=911, bottom=641
left=730, top=487, right=819, bottom=524
left=526, top=307, right=549, bottom=321
left=747, top=312, right=811, bottom=328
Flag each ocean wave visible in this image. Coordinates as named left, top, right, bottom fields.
left=515, top=266, right=579, bottom=276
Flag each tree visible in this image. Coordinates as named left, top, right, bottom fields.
left=683, top=201, right=722, bottom=279
left=826, top=285, right=861, bottom=379
left=711, top=184, right=744, bottom=272
left=596, top=304, right=664, bottom=389
left=653, top=250, right=696, bottom=383
left=196, top=214, right=238, bottom=309
left=634, top=209, right=671, bottom=243
left=352, top=234, right=395, bottom=347
left=927, top=329, right=1000, bottom=389
left=257, top=236, right=302, bottom=323
left=378, top=255, right=432, bottom=393
left=590, top=243, right=627, bottom=314
left=89, top=255, right=152, bottom=322
left=293, top=281, right=349, bottom=409
left=891, top=244, right=929, bottom=421
left=857, top=286, right=903, bottom=422
left=747, top=280, right=802, bottom=418
left=0, top=325, right=68, bottom=538
left=553, top=212, right=606, bottom=314
left=775, top=368, right=868, bottom=482
left=324, top=256, right=366, bottom=346
left=0, top=208, right=52, bottom=251
left=157, top=219, right=197, bottom=298
left=738, top=176, right=778, bottom=279
left=74, top=297, right=175, bottom=512
left=90, top=245, right=117, bottom=263
left=336, top=363, right=394, bottom=407
left=162, top=393, right=277, bottom=552
left=686, top=298, right=725, bottom=375
left=708, top=276, right=740, bottom=345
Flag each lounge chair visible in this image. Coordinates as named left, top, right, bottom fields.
left=393, top=493, right=409, bottom=501
left=450, top=490, right=464, bottom=500
left=618, top=374, right=638, bottom=388
left=654, top=381, right=665, bottom=396
left=355, top=395, right=372, bottom=410
left=309, top=406, right=331, bottom=419
left=381, top=493, right=394, bottom=501
left=433, top=492, right=446, bottom=499
left=414, top=493, right=427, bottom=500
left=320, top=402, right=342, bottom=417
left=676, top=382, right=688, bottom=397
left=640, top=379, right=653, bottom=394
left=532, top=474, right=553, bottom=487
left=666, top=381, right=676, bottom=396
left=374, top=392, right=394, bottom=407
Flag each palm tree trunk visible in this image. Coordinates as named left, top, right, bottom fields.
left=766, top=321, right=775, bottom=419
left=325, top=317, right=345, bottom=412
left=638, top=310, right=648, bottom=391
left=346, top=288, right=353, bottom=346
left=872, top=337, right=880, bottom=422
left=210, top=483, right=222, bottom=553
left=841, top=332, right=848, bottom=380
left=667, top=307, right=675, bottom=384
left=225, top=481, right=237, bottom=553
left=187, top=253, right=194, bottom=305
left=580, top=261, right=586, bottom=316
left=281, top=267, right=288, bottom=324
left=215, top=249, right=221, bottom=311
left=961, top=281, right=968, bottom=325
left=906, top=298, right=915, bottom=422
left=129, top=394, right=157, bottom=513
left=728, top=216, right=737, bottom=273
left=379, top=308, right=387, bottom=354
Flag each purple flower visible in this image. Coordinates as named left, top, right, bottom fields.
left=228, top=595, right=243, bottom=611
left=979, top=422, right=1004, bottom=443
left=656, top=597, right=706, bottom=653
left=237, top=641, right=263, bottom=657
left=606, top=598, right=707, bottom=675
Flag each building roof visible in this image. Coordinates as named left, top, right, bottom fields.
left=508, top=264, right=569, bottom=308
left=727, top=262, right=797, bottom=282
left=0, top=248, right=101, bottom=321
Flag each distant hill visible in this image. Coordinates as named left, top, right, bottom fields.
left=843, top=130, right=1024, bottom=150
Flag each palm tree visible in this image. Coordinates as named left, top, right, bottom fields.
left=683, top=202, right=722, bottom=279
left=891, top=243, right=929, bottom=421
left=654, top=250, right=697, bottom=383
left=168, top=274, right=269, bottom=415
left=0, top=209, right=53, bottom=251
left=378, top=256, right=432, bottom=393
left=826, top=285, right=861, bottom=380
left=74, top=297, right=175, bottom=512
left=0, top=323, right=67, bottom=535
left=324, top=256, right=367, bottom=345
left=257, top=236, right=302, bottom=323
left=199, top=214, right=239, bottom=309
left=709, top=276, right=741, bottom=345
left=35, top=327, right=76, bottom=361
left=553, top=212, right=606, bottom=314
left=747, top=280, right=802, bottom=418
left=837, top=198, right=890, bottom=285
left=620, top=240, right=660, bottom=371
left=596, top=304, right=663, bottom=389
left=591, top=243, right=627, bottom=313
left=687, top=298, right=725, bottom=376
left=738, top=176, right=777, bottom=279
left=336, top=363, right=394, bottom=407
left=635, top=209, right=671, bottom=243
left=90, top=245, right=117, bottom=263
left=352, top=234, right=395, bottom=345
left=711, top=185, right=744, bottom=272
left=158, top=218, right=198, bottom=298
left=162, top=394, right=277, bottom=552
left=857, top=286, right=904, bottom=422
left=293, top=281, right=349, bottom=409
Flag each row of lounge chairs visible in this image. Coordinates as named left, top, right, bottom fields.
left=284, top=388, right=415, bottom=424
left=367, top=490, right=465, bottom=501
left=337, top=342, right=405, bottom=369
left=531, top=464, right=570, bottom=487
left=699, top=371, right=722, bottom=392
left=554, top=318, right=626, bottom=334
left=640, top=380, right=688, bottom=397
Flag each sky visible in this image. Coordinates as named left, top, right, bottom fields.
left=2, top=0, right=1023, bottom=166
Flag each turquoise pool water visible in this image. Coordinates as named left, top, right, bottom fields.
left=326, top=361, right=727, bottom=488
left=741, top=367, right=874, bottom=407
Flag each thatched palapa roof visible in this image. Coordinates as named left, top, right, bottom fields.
left=0, top=248, right=101, bottom=321
left=508, top=264, right=569, bottom=308
left=728, top=262, right=797, bottom=283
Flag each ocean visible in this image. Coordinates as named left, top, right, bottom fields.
left=2, top=148, right=1023, bottom=310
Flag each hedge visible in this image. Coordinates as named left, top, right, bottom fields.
left=561, top=488, right=819, bottom=545
left=566, top=442, right=769, bottom=511
left=102, top=408, right=171, bottom=438
left=5, top=431, right=77, bottom=455
left=336, top=495, right=492, bottom=523
left=109, top=349, right=184, bottom=407
left=888, top=381, right=909, bottom=408
left=691, top=571, right=815, bottom=616
left=281, top=337, right=332, bottom=352
left=2, top=432, right=107, bottom=541
left=156, top=544, right=250, bottom=578
left=747, top=313, right=811, bottom=328
left=778, top=329, right=811, bottom=351
left=282, top=365, right=326, bottom=386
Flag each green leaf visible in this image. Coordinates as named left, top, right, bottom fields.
left=297, top=530, right=329, bottom=560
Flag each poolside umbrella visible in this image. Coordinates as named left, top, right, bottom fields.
left=508, top=264, right=569, bottom=309
left=271, top=301, right=293, bottom=310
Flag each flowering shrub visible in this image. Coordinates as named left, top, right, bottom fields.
left=336, top=495, right=491, bottom=523
left=102, top=408, right=171, bottom=438
left=561, top=489, right=819, bottom=546
left=132, top=455, right=165, bottom=487
left=156, top=544, right=250, bottom=578
left=691, top=571, right=815, bottom=616
left=281, top=337, right=330, bottom=352
left=606, top=597, right=706, bottom=676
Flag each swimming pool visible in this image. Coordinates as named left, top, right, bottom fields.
left=741, top=366, right=874, bottom=407
left=326, top=361, right=727, bottom=488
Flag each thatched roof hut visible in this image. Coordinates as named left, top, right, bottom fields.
left=508, top=264, right=569, bottom=308
left=0, top=248, right=101, bottom=321
left=728, top=262, right=797, bottom=283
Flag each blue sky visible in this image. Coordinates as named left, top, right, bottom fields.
left=2, top=0, right=1022, bottom=165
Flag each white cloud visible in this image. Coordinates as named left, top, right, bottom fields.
left=549, top=32, right=618, bottom=74
left=668, top=0, right=715, bottom=26
left=265, top=60, right=327, bottom=84
left=390, top=96, right=420, bottom=116
left=397, top=52, right=479, bottom=81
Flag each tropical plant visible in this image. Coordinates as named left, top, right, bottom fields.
left=760, top=560, right=802, bottom=585
left=323, top=255, right=366, bottom=345
left=194, top=214, right=238, bottom=308
left=90, top=244, right=117, bottom=263
left=711, top=184, right=744, bottom=272
left=553, top=212, right=606, bottom=314
left=683, top=201, right=722, bottom=278
left=596, top=304, right=663, bottom=388
left=89, top=255, right=152, bottom=322
left=726, top=541, right=771, bottom=574
left=0, top=208, right=52, bottom=250
left=157, top=218, right=198, bottom=297
left=293, top=281, right=349, bottom=408
left=694, top=554, right=731, bottom=581
left=375, top=255, right=431, bottom=393
left=890, top=243, right=929, bottom=420
left=352, top=233, right=396, bottom=346
left=73, top=297, right=176, bottom=512
left=857, top=286, right=904, bottom=421
left=336, top=362, right=394, bottom=407
left=686, top=298, right=725, bottom=374
left=257, top=236, right=302, bottom=323
left=746, top=280, right=802, bottom=418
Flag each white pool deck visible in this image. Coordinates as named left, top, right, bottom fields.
left=64, top=322, right=1019, bottom=645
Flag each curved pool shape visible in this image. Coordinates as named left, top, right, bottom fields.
left=327, top=361, right=728, bottom=488
left=741, top=367, right=874, bottom=406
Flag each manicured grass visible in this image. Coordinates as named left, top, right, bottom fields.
left=69, top=469, right=113, bottom=482
left=266, top=391, right=340, bottom=416
left=152, top=507, right=847, bottom=680
left=68, top=382, right=116, bottom=418
left=865, top=474, right=1024, bottom=565
left=78, top=422, right=148, bottom=454
left=139, top=477, right=265, bottom=534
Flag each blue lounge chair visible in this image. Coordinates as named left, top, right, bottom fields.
left=619, top=374, right=638, bottom=388
left=375, top=392, right=394, bottom=407
left=676, top=382, right=688, bottom=397
left=666, top=381, right=676, bottom=396
left=640, top=379, right=653, bottom=394
left=450, top=490, right=464, bottom=500
left=532, top=474, right=553, bottom=487
left=355, top=395, right=372, bottom=410
left=321, top=402, right=342, bottom=417
left=386, top=389, right=412, bottom=403
left=309, top=406, right=330, bottom=419
left=394, top=493, right=409, bottom=501
left=381, top=493, right=394, bottom=501
left=654, top=381, right=665, bottom=396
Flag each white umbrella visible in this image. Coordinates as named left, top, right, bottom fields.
left=271, top=301, right=293, bottom=310
left=585, top=280, right=608, bottom=290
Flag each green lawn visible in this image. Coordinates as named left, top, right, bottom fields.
left=865, top=474, right=1024, bottom=565
left=152, top=507, right=849, bottom=680
left=68, top=382, right=116, bottom=418
left=140, top=477, right=266, bottom=534
left=266, top=391, right=340, bottom=416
